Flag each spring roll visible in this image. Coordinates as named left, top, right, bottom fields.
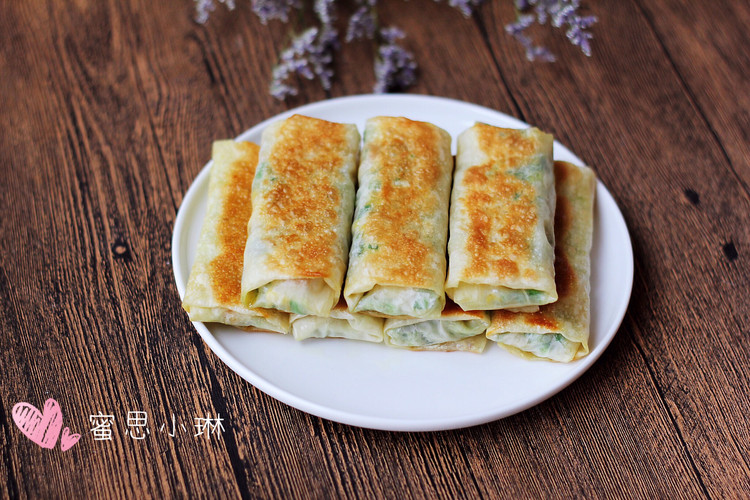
left=290, top=299, right=384, bottom=343
left=487, top=161, right=596, bottom=362
left=446, top=123, right=557, bottom=311
left=182, top=141, right=289, bottom=334
left=241, top=115, right=360, bottom=316
left=384, top=301, right=490, bottom=347
left=344, top=116, right=453, bottom=319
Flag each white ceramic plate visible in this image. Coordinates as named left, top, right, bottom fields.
left=172, top=94, right=633, bottom=432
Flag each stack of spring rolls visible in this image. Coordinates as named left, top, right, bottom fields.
left=182, top=114, right=596, bottom=362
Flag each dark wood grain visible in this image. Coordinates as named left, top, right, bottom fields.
left=1, top=0, right=748, bottom=498
left=635, top=0, right=750, bottom=196
left=477, top=0, right=750, bottom=497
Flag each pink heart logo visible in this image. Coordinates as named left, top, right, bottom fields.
left=60, top=427, right=81, bottom=451
left=12, top=398, right=80, bottom=451
left=12, top=399, right=63, bottom=449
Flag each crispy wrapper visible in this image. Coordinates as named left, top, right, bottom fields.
left=446, top=123, right=557, bottom=311
left=344, top=116, right=453, bottom=319
left=241, top=115, right=360, bottom=317
left=182, top=141, right=289, bottom=334
left=290, top=299, right=384, bottom=343
left=487, top=161, right=596, bottom=362
left=384, top=300, right=490, bottom=349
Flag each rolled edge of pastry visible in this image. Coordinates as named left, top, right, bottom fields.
left=384, top=333, right=488, bottom=354
left=410, top=335, right=488, bottom=353
left=487, top=161, right=596, bottom=362
left=290, top=299, right=384, bottom=343
left=384, top=300, right=490, bottom=348
left=445, top=123, right=557, bottom=311
left=344, top=116, right=453, bottom=319
left=241, top=115, right=361, bottom=317
left=182, top=140, right=290, bottom=334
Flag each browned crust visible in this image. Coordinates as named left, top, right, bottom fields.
left=476, top=123, right=538, bottom=169
left=210, top=141, right=258, bottom=306
left=492, top=308, right=559, bottom=330
left=552, top=195, right=575, bottom=300
left=463, top=125, right=541, bottom=281
left=554, top=161, right=580, bottom=235
left=360, top=117, right=449, bottom=287
left=490, top=161, right=586, bottom=332
left=262, top=115, right=351, bottom=277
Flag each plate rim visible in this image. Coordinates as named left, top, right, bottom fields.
left=172, top=93, right=634, bottom=432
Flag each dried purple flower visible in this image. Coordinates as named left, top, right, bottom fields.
left=267, top=0, right=340, bottom=99
left=251, top=0, right=300, bottom=24
left=505, top=12, right=535, bottom=35
left=269, top=28, right=319, bottom=99
left=373, top=27, right=418, bottom=93
left=505, top=14, right=556, bottom=61
left=346, top=0, right=378, bottom=42
left=507, top=0, right=597, bottom=60
left=445, top=0, right=485, bottom=18
left=195, top=0, right=596, bottom=98
left=195, top=0, right=236, bottom=24
left=379, top=26, right=403, bottom=44
left=314, top=0, right=336, bottom=27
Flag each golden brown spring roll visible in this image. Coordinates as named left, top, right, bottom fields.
left=344, top=116, right=453, bottom=319
left=241, top=115, right=360, bottom=316
left=487, top=161, right=596, bottom=362
left=182, top=140, right=289, bottom=333
left=445, top=123, right=557, bottom=311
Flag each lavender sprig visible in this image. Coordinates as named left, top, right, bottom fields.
left=506, top=0, right=597, bottom=60
left=195, top=0, right=597, bottom=99
left=373, top=27, right=417, bottom=93
left=505, top=13, right=556, bottom=61
left=267, top=0, right=339, bottom=99
left=195, top=0, right=236, bottom=23
left=346, top=0, right=377, bottom=42
left=269, top=28, right=318, bottom=99
left=443, top=0, right=485, bottom=18
left=251, top=0, right=301, bottom=24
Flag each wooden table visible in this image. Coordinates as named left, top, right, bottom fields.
left=1, top=0, right=748, bottom=497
